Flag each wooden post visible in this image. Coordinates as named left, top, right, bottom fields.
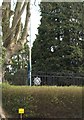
left=18, top=108, right=24, bottom=120
left=20, top=114, right=22, bottom=120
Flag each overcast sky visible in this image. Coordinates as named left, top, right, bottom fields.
left=30, top=0, right=41, bottom=45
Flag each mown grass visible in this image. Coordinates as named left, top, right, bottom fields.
left=2, top=84, right=83, bottom=119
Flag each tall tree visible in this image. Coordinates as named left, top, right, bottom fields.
left=1, top=0, right=30, bottom=80
left=32, top=2, right=84, bottom=73
left=2, top=0, right=30, bottom=64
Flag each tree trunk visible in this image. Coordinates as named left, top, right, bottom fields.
left=2, top=0, right=30, bottom=81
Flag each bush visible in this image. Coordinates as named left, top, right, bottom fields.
left=4, top=69, right=28, bottom=85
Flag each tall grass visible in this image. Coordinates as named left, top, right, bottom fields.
left=2, top=84, right=83, bottom=118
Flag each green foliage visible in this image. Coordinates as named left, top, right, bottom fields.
left=2, top=85, right=82, bottom=118
left=4, top=68, right=27, bottom=85
left=7, top=42, right=29, bottom=72
left=32, top=2, right=84, bottom=73
left=4, top=42, right=29, bottom=84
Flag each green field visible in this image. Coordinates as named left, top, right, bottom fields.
left=2, top=84, right=84, bottom=119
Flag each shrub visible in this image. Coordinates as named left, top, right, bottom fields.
left=4, top=69, right=27, bottom=85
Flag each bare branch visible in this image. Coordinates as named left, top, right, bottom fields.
left=7, top=2, right=30, bottom=59
left=12, top=2, right=22, bottom=28
left=3, top=1, right=30, bottom=64
left=2, top=2, right=11, bottom=40
left=21, top=2, right=30, bottom=41
left=14, top=18, right=21, bottom=41
left=3, top=1, right=27, bottom=48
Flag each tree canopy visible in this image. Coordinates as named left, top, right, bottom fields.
left=32, top=2, right=84, bottom=73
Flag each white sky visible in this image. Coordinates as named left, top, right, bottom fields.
left=30, top=0, right=41, bottom=45
left=0, top=0, right=41, bottom=46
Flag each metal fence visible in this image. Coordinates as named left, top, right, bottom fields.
left=32, top=72, right=84, bottom=86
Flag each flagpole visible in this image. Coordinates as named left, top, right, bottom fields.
left=29, top=0, right=32, bottom=86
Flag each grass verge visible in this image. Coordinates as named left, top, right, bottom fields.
left=2, top=84, right=83, bottom=118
